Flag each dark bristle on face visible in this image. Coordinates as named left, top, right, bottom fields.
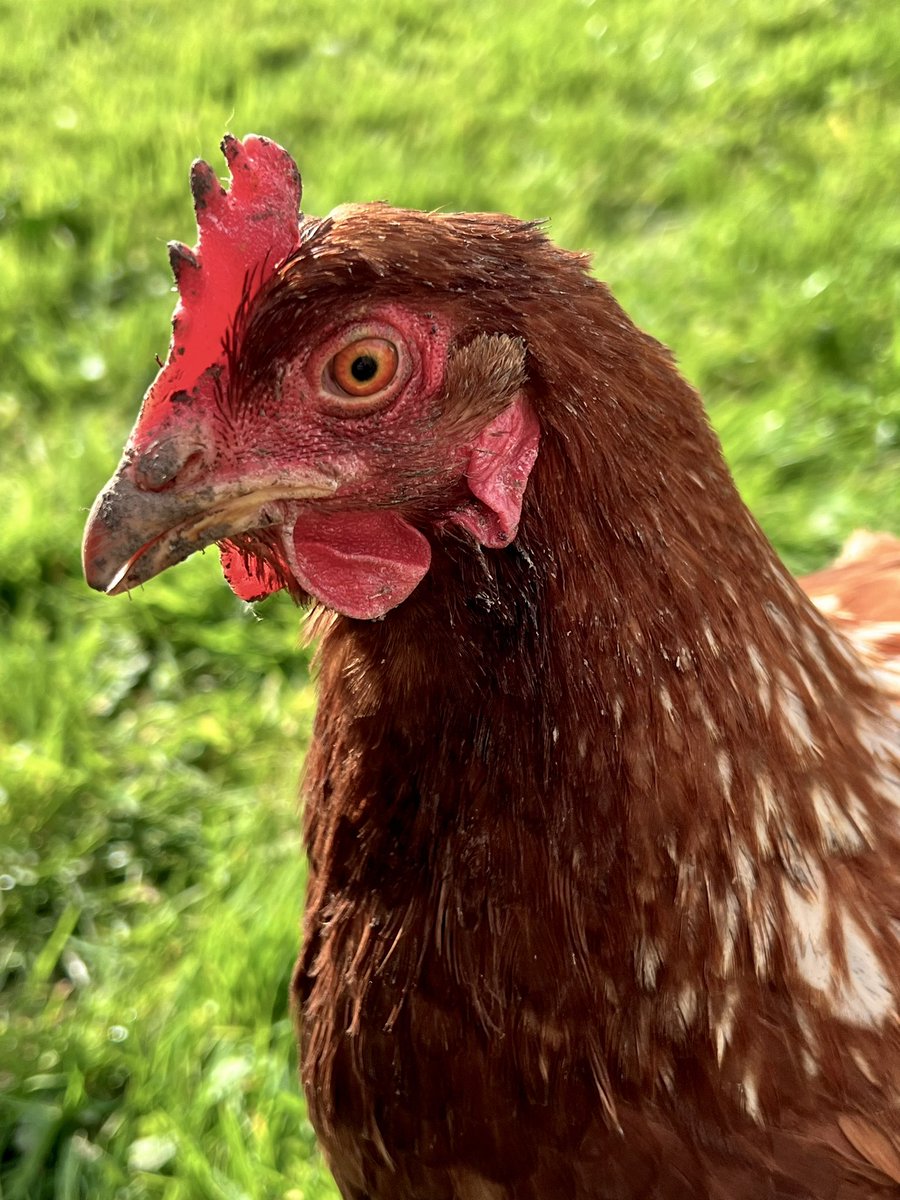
left=81, top=135, right=900, bottom=1200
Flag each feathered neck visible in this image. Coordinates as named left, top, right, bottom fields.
left=308, top=285, right=900, bottom=1122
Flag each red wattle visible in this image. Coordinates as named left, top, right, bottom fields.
left=286, top=510, right=432, bottom=620
left=220, top=544, right=285, bottom=601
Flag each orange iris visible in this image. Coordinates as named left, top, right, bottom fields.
left=330, top=338, right=399, bottom=397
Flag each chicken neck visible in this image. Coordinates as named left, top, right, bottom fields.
left=302, top=315, right=899, bottom=1121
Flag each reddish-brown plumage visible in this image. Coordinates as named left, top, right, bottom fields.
left=83, top=137, right=900, bottom=1199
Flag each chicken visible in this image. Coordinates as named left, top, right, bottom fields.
left=82, top=135, right=900, bottom=1199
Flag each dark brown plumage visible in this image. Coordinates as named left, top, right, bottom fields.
left=83, top=136, right=900, bottom=1199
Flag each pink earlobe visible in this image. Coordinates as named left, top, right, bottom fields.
left=452, top=395, right=540, bottom=548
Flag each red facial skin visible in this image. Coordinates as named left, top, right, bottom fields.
left=84, top=294, right=538, bottom=618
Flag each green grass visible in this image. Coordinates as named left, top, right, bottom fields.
left=1, top=0, right=898, bottom=1195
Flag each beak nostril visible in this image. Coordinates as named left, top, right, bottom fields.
left=134, top=442, right=207, bottom=493
left=176, top=449, right=206, bottom=484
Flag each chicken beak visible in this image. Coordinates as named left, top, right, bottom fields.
left=82, top=457, right=338, bottom=596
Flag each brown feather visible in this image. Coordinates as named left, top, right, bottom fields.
left=803, top=531, right=900, bottom=626
left=838, top=1116, right=900, bottom=1186
left=86, top=180, right=900, bottom=1196
left=279, top=206, right=900, bottom=1199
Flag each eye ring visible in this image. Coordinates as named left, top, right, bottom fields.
left=329, top=337, right=399, bottom=398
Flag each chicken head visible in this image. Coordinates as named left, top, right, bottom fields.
left=82, top=135, right=539, bottom=619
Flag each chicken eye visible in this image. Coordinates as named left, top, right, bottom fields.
left=330, top=338, right=399, bottom=397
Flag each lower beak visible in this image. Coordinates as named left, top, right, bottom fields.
left=82, top=464, right=338, bottom=595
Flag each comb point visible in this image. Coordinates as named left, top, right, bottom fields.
left=189, top=159, right=223, bottom=211
left=167, top=240, right=199, bottom=281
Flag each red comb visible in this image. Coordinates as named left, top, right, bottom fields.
left=139, top=134, right=302, bottom=428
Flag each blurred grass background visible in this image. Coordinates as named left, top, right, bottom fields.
left=1, top=0, right=897, bottom=1196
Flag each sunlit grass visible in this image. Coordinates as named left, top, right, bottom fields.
left=1, top=0, right=898, bottom=1195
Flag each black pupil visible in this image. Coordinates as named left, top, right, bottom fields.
left=350, top=354, right=378, bottom=383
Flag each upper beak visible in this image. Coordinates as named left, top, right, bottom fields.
left=82, top=459, right=338, bottom=595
